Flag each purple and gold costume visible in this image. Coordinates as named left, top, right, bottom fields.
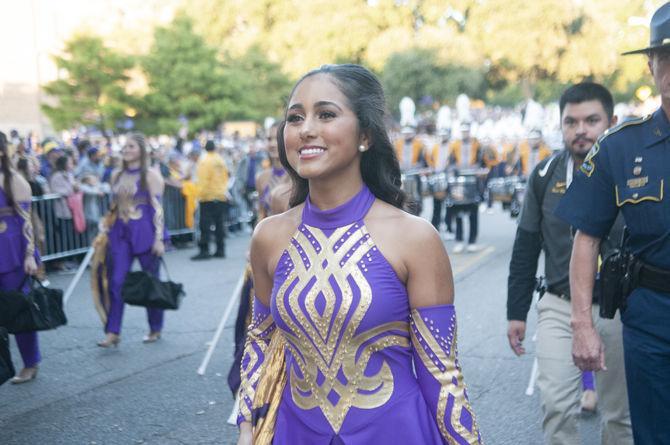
left=105, top=170, right=166, bottom=335
left=239, top=185, right=481, bottom=444
left=0, top=188, right=41, bottom=368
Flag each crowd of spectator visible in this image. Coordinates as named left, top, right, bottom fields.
left=2, top=127, right=273, bottom=268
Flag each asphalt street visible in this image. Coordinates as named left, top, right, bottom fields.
left=1, top=201, right=601, bottom=445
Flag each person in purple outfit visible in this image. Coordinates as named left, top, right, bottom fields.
left=97, top=133, right=166, bottom=348
left=0, top=131, right=40, bottom=383
left=237, top=65, right=481, bottom=445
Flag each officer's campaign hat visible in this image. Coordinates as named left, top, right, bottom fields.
left=623, top=3, right=670, bottom=55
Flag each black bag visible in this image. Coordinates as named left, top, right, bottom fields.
left=121, top=259, right=185, bottom=310
left=5, top=280, right=67, bottom=334
left=0, top=327, right=15, bottom=386
left=0, top=287, right=30, bottom=328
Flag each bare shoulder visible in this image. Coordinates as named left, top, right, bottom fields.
left=269, top=182, right=291, bottom=215
left=251, top=205, right=302, bottom=267
left=10, top=172, right=32, bottom=202
left=368, top=200, right=454, bottom=307
left=366, top=200, right=441, bottom=249
left=146, top=167, right=164, bottom=184
left=255, top=169, right=271, bottom=189
left=146, top=167, right=165, bottom=193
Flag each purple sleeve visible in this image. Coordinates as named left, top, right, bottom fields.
left=411, top=304, right=482, bottom=444
left=237, top=296, right=275, bottom=425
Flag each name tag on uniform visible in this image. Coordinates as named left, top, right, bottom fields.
left=551, top=181, right=567, bottom=194
left=626, top=176, right=648, bottom=188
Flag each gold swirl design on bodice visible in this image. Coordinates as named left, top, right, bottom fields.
left=275, top=223, right=409, bottom=432
left=113, top=177, right=143, bottom=222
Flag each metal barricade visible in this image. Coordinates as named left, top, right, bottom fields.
left=164, top=185, right=193, bottom=236
left=33, top=185, right=198, bottom=262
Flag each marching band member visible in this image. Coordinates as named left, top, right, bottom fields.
left=95, top=133, right=167, bottom=348
left=237, top=62, right=481, bottom=445
left=518, top=129, right=552, bottom=176
left=394, top=127, right=428, bottom=215
left=0, top=131, right=41, bottom=384
left=447, top=122, right=484, bottom=253
left=427, top=129, right=453, bottom=236
left=394, top=127, right=427, bottom=171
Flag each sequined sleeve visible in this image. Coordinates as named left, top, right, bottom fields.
left=16, top=201, right=35, bottom=259
left=237, top=296, right=276, bottom=425
left=410, top=304, right=482, bottom=444
left=150, top=194, right=164, bottom=244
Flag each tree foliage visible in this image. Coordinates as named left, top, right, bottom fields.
left=41, top=35, right=134, bottom=134
left=139, top=14, right=248, bottom=134
left=43, top=1, right=665, bottom=135
left=381, top=48, right=486, bottom=114
left=188, top=0, right=662, bottom=102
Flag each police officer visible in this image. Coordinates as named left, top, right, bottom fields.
left=508, top=83, right=632, bottom=444
left=555, top=5, right=670, bottom=442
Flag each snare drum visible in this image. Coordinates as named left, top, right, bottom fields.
left=401, top=173, right=423, bottom=215
left=447, top=175, right=479, bottom=206
left=488, top=176, right=520, bottom=203
left=428, top=172, right=449, bottom=200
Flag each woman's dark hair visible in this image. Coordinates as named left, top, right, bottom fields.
left=115, top=132, right=149, bottom=190
left=0, top=131, right=14, bottom=206
left=277, top=64, right=405, bottom=209
left=55, top=154, right=69, bottom=172
left=16, top=158, right=30, bottom=179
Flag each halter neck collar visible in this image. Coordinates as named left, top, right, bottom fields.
left=302, top=185, right=375, bottom=229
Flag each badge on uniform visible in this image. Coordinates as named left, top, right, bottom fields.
left=551, top=181, right=567, bottom=194
left=627, top=176, right=649, bottom=188
left=580, top=142, right=599, bottom=177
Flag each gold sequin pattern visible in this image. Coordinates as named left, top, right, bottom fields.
left=113, top=179, right=144, bottom=222
left=275, top=222, right=410, bottom=433
left=410, top=309, right=481, bottom=444
left=16, top=203, right=35, bottom=257
left=238, top=307, right=276, bottom=423
left=150, top=194, right=164, bottom=241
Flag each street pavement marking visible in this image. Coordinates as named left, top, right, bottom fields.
left=452, top=245, right=496, bottom=279
left=197, top=270, right=246, bottom=376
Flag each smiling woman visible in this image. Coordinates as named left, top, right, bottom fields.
left=236, top=64, right=482, bottom=445
left=278, top=64, right=405, bottom=209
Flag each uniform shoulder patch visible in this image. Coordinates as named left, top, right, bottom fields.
left=599, top=114, right=652, bottom=142
left=580, top=115, right=651, bottom=178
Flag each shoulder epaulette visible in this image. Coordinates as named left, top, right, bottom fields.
left=598, top=114, right=652, bottom=143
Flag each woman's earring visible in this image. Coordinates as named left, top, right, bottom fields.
left=358, top=144, right=367, bottom=152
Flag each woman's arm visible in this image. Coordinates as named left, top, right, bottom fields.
left=12, top=174, right=38, bottom=274
left=147, top=169, right=166, bottom=256
left=237, top=218, right=278, bottom=427
left=403, top=218, right=482, bottom=444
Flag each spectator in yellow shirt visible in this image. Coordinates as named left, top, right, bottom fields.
left=192, top=140, right=229, bottom=260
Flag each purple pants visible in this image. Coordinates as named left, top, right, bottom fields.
left=0, top=269, right=41, bottom=368
left=107, top=241, right=164, bottom=335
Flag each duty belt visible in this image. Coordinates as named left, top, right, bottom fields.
left=546, top=286, right=599, bottom=303
left=633, top=260, right=670, bottom=294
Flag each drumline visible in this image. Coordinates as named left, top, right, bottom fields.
left=402, top=167, right=494, bottom=211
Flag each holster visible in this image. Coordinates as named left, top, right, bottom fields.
left=599, top=248, right=636, bottom=319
